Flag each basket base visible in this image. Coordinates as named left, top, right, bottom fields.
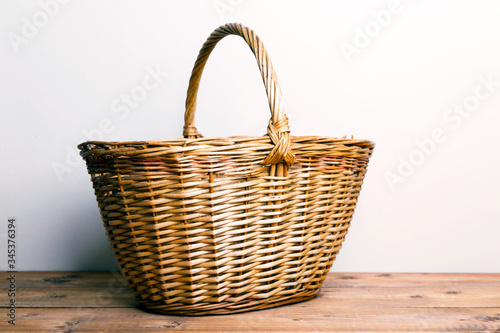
left=139, top=289, right=319, bottom=316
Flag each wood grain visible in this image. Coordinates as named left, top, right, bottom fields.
left=1, top=272, right=499, bottom=332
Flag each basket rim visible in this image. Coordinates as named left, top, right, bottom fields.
left=78, top=135, right=375, bottom=150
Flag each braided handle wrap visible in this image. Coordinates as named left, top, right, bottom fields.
left=183, top=23, right=295, bottom=167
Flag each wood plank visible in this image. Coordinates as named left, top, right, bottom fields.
left=12, top=288, right=138, bottom=308
left=325, top=273, right=500, bottom=289
left=9, top=307, right=500, bottom=332
left=12, top=285, right=500, bottom=309
left=10, top=271, right=129, bottom=289
left=8, top=272, right=500, bottom=290
left=1, top=271, right=138, bottom=308
left=317, top=287, right=500, bottom=308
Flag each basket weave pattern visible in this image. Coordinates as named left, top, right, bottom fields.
left=79, top=23, right=374, bottom=315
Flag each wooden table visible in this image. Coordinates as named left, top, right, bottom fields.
left=2, top=272, right=499, bottom=332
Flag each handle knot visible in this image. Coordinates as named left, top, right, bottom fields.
left=262, top=115, right=294, bottom=166
left=183, top=125, right=203, bottom=138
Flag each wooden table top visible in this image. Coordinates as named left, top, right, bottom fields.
left=2, top=271, right=499, bottom=332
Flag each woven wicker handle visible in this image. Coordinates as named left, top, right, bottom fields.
left=183, top=23, right=294, bottom=167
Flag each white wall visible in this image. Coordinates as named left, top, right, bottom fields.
left=1, top=0, right=499, bottom=272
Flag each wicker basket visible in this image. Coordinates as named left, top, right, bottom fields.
left=78, top=23, right=374, bottom=315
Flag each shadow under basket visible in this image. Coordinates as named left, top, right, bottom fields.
left=78, top=23, right=375, bottom=316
